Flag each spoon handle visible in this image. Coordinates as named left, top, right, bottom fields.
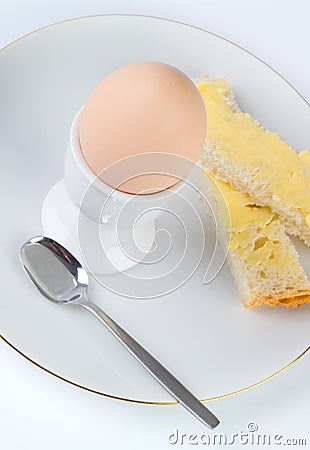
left=81, top=300, right=219, bottom=429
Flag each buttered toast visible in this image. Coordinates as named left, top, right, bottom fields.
left=197, top=77, right=310, bottom=308
left=196, top=77, right=310, bottom=247
left=205, top=174, right=310, bottom=308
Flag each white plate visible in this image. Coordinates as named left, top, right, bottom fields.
left=0, top=15, right=309, bottom=404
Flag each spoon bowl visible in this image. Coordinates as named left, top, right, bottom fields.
left=20, top=236, right=88, bottom=304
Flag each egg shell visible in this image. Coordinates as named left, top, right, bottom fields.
left=79, top=61, right=207, bottom=194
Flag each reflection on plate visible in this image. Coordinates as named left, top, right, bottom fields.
left=0, top=14, right=309, bottom=404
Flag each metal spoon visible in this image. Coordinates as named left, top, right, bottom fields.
left=20, top=235, right=220, bottom=428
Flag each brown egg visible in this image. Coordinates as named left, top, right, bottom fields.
left=79, top=62, right=206, bottom=194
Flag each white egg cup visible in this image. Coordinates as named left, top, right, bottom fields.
left=41, top=109, right=186, bottom=275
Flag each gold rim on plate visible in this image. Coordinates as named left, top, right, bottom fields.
left=1, top=13, right=309, bottom=406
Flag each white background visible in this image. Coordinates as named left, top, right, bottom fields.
left=0, top=1, right=309, bottom=449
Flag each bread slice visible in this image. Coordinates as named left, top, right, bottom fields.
left=195, top=77, right=310, bottom=246
left=204, top=173, right=310, bottom=308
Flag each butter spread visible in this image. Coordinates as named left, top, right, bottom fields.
left=209, top=175, right=296, bottom=267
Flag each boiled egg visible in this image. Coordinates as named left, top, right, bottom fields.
left=79, top=61, right=206, bottom=194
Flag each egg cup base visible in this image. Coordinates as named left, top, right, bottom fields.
left=41, top=179, right=156, bottom=275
